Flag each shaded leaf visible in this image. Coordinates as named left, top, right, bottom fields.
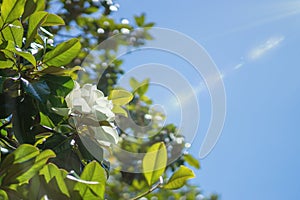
left=21, top=79, right=50, bottom=103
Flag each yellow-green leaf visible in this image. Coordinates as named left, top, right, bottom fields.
left=39, top=163, right=70, bottom=197
left=112, top=105, right=128, bottom=117
left=143, top=142, right=167, bottom=186
left=1, top=19, right=24, bottom=47
left=109, top=89, right=133, bottom=106
left=74, top=161, right=106, bottom=199
left=0, top=0, right=26, bottom=24
left=163, top=165, right=195, bottom=190
left=184, top=154, right=200, bottom=169
left=43, top=38, right=81, bottom=67
left=42, top=14, right=65, bottom=26
left=25, top=11, right=48, bottom=48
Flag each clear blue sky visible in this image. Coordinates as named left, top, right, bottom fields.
left=113, top=1, right=300, bottom=199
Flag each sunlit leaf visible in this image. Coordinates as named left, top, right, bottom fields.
left=163, top=165, right=195, bottom=190
left=108, top=89, right=133, bottom=106
left=143, top=142, right=167, bottom=186
left=184, top=154, right=200, bottom=169
left=43, top=38, right=81, bottom=67
left=0, top=0, right=26, bottom=23
left=112, top=105, right=128, bottom=117
left=74, top=161, right=106, bottom=199
left=39, top=163, right=70, bottom=197
left=42, top=14, right=65, bottom=26
left=1, top=20, right=24, bottom=47
left=25, top=11, right=48, bottom=48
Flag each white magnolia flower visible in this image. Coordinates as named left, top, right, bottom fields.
left=66, top=81, right=119, bottom=145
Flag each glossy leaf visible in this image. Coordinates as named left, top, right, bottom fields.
left=25, top=11, right=48, bottom=48
left=163, top=165, right=195, bottom=190
left=22, top=79, right=50, bottom=103
left=143, top=142, right=167, bottom=186
left=41, top=74, right=74, bottom=97
left=108, top=89, right=133, bottom=106
left=43, top=38, right=81, bottom=67
left=74, top=161, right=106, bottom=199
left=0, top=0, right=26, bottom=23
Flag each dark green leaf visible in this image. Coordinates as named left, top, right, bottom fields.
left=22, top=79, right=50, bottom=103
left=41, top=74, right=74, bottom=97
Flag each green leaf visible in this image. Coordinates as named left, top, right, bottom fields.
left=2, top=149, right=55, bottom=185
left=43, top=38, right=81, bottom=67
left=134, top=13, right=145, bottom=27
left=0, top=51, right=14, bottom=69
left=10, top=48, right=36, bottom=66
left=108, top=89, right=133, bottom=106
left=129, top=78, right=149, bottom=96
left=22, top=0, right=45, bottom=21
left=1, top=41, right=36, bottom=66
left=42, top=13, right=65, bottom=26
left=22, top=79, right=50, bottom=103
left=0, top=190, right=8, bottom=200
left=184, top=154, right=200, bottom=169
left=39, top=112, right=55, bottom=128
left=39, top=163, right=70, bottom=197
left=143, top=142, right=167, bottom=186
left=41, top=74, right=74, bottom=97
left=163, top=165, right=195, bottom=190
left=25, top=11, right=48, bottom=48
left=74, top=161, right=106, bottom=199
left=37, top=66, right=83, bottom=80
left=0, top=0, right=26, bottom=24
left=1, top=19, right=24, bottom=47
left=112, top=105, right=128, bottom=117
left=0, top=144, right=39, bottom=177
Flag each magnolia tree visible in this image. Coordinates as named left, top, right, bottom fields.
left=0, top=0, right=218, bottom=199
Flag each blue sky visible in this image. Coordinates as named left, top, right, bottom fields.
left=112, top=1, right=300, bottom=199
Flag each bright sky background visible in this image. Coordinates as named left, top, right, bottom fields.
left=112, top=1, right=300, bottom=199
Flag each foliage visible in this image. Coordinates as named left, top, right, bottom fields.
left=0, top=0, right=219, bottom=199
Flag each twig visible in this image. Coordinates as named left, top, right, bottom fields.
left=130, top=182, right=162, bottom=200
